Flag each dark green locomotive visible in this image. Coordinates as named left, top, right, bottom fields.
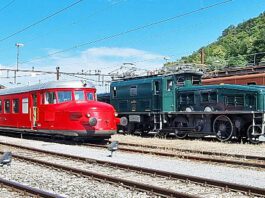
left=101, top=69, right=265, bottom=143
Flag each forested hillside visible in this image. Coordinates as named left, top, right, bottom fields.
left=166, top=12, right=265, bottom=71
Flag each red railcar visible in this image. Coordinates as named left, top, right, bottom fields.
left=0, top=80, right=118, bottom=139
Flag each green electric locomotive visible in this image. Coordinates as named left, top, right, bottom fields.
left=101, top=68, right=265, bottom=143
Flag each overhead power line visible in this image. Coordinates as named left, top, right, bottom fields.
left=0, top=0, right=84, bottom=43
left=21, top=0, right=233, bottom=64
left=0, top=0, right=15, bottom=13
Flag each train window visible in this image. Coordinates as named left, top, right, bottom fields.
left=226, top=96, right=235, bottom=105
left=22, top=98, right=29, bottom=114
left=58, top=91, right=72, bottom=103
left=192, top=76, right=200, bottom=85
left=247, top=82, right=256, bottom=85
left=180, top=93, right=194, bottom=105
left=45, top=92, right=57, bottom=104
left=87, top=93, right=94, bottom=100
left=4, top=99, right=10, bottom=113
left=0, top=100, right=2, bottom=112
left=74, top=90, right=85, bottom=101
left=130, top=86, right=137, bottom=96
left=154, top=81, right=160, bottom=94
left=210, top=92, right=217, bottom=102
left=176, top=76, right=185, bottom=86
left=201, top=93, right=209, bottom=102
left=167, top=80, right=173, bottom=91
left=246, top=94, right=256, bottom=107
left=12, top=99, right=19, bottom=113
left=112, top=87, right=117, bottom=98
left=235, top=96, right=244, bottom=106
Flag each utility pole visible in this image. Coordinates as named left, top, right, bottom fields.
left=56, top=67, right=60, bottom=80
left=14, top=43, right=24, bottom=84
left=200, top=48, right=205, bottom=64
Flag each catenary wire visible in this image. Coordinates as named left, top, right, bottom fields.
left=0, top=0, right=15, bottom=13
left=21, top=0, right=233, bottom=64
left=0, top=0, right=84, bottom=43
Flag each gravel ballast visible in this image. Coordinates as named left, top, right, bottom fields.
left=0, top=160, right=150, bottom=198
left=0, top=135, right=264, bottom=190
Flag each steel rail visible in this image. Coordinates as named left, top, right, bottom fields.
left=0, top=142, right=264, bottom=196
left=0, top=152, right=196, bottom=197
left=83, top=143, right=265, bottom=169
left=118, top=142, right=265, bottom=161
left=0, top=177, right=64, bottom=198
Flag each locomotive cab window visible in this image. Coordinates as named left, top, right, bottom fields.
left=176, top=76, right=185, bottom=86
left=12, top=99, right=19, bottom=113
left=58, top=91, right=72, bottom=103
left=154, top=81, right=160, bottom=94
left=4, top=99, right=10, bottom=113
left=44, top=92, right=57, bottom=104
left=74, top=90, right=85, bottom=101
left=167, top=80, right=173, bottom=91
left=112, top=87, right=117, bottom=98
left=192, top=76, right=201, bottom=85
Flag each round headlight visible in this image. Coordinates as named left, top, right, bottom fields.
left=86, top=113, right=91, bottom=118
left=114, top=112, right=118, bottom=117
left=89, top=117, right=97, bottom=126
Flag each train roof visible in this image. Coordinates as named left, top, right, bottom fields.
left=178, top=84, right=265, bottom=92
left=0, top=80, right=95, bottom=96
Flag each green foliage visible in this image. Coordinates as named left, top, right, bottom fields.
left=168, top=12, right=265, bottom=71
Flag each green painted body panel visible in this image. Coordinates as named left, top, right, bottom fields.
left=162, top=76, right=175, bottom=112
left=110, top=76, right=162, bottom=112
left=177, top=84, right=265, bottom=111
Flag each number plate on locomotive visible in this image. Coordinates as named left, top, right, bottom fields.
left=129, top=115, right=141, bottom=122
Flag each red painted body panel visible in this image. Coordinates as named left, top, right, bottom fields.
left=202, top=73, right=265, bottom=85
left=0, top=83, right=117, bottom=139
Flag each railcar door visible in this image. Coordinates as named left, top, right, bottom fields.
left=162, top=76, right=175, bottom=112
left=32, top=93, right=38, bottom=128
left=152, top=79, right=162, bottom=111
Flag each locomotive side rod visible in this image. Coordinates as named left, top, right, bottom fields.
left=0, top=142, right=265, bottom=196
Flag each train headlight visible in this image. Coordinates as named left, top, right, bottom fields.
left=86, top=113, right=91, bottom=118
left=114, top=112, right=118, bottom=117
left=89, top=117, right=97, bottom=126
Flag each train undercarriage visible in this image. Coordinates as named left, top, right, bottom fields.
left=119, top=111, right=265, bottom=144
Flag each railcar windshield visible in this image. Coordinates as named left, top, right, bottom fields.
left=57, top=91, right=72, bottom=103
left=74, top=90, right=85, bottom=101
left=86, top=92, right=94, bottom=100
left=45, top=92, right=57, bottom=104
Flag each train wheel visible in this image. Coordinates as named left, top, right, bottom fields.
left=213, top=115, right=234, bottom=141
left=172, top=117, right=188, bottom=139
left=247, top=125, right=261, bottom=144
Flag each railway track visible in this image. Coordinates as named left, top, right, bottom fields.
left=82, top=142, right=265, bottom=170
left=0, top=177, right=63, bottom=198
left=0, top=141, right=264, bottom=197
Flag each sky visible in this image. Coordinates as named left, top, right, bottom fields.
left=0, top=0, right=264, bottom=92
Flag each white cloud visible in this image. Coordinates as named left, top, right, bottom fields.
left=0, top=47, right=166, bottom=93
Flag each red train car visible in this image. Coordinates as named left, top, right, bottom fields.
left=203, top=73, right=265, bottom=85
left=202, top=65, right=265, bottom=85
left=0, top=80, right=118, bottom=139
